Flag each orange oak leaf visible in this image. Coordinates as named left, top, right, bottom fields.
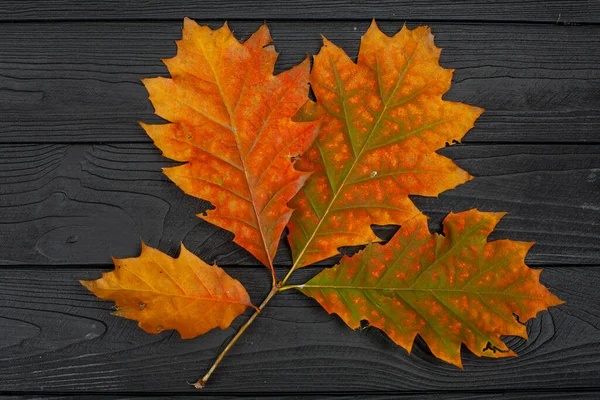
left=141, top=18, right=319, bottom=275
left=299, top=210, right=563, bottom=367
left=80, top=242, right=252, bottom=339
left=288, top=21, right=484, bottom=269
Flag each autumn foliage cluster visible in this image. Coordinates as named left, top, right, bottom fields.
left=81, top=18, right=563, bottom=386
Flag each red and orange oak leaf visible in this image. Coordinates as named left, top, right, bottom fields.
left=288, top=21, right=484, bottom=269
left=141, top=18, right=319, bottom=275
left=80, top=242, right=252, bottom=339
left=299, top=210, right=563, bottom=367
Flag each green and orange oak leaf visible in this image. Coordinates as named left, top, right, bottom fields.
left=287, top=21, right=484, bottom=269
left=299, top=209, right=563, bottom=367
left=141, top=18, right=319, bottom=276
left=80, top=242, right=253, bottom=339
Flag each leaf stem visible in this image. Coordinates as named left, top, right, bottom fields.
left=191, top=282, right=280, bottom=389
left=278, top=284, right=302, bottom=292
left=270, top=269, right=277, bottom=288
left=279, top=261, right=299, bottom=287
left=193, top=259, right=302, bottom=388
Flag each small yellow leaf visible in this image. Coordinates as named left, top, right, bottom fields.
left=81, top=242, right=252, bottom=339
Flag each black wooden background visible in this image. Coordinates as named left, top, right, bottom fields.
left=0, top=0, right=599, bottom=398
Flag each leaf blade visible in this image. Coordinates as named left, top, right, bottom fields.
left=141, top=19, right=319, bottom=273
left=299, top=210, right=563, bottom=367
left=288, top=22, right=483, bottom=268
left=80, top=242, right=252, bottom=339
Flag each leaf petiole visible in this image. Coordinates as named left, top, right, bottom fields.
left=193, top=277, right=304, bottom=388
left=278, top=284, right=302, bottom=292
left=279, top=259, right=302, bottom=287
left=191, top=282, right=281, bottom=389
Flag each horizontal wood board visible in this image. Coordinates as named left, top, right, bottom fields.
left=0, top=266, right=597, bottom=393
left=0, top=143, right=598, bottom=266
left=2, top=394, right=600, bottom=400
left=0, top=21, right=598, bottom=144
left=0, top=0, right=598, bottom=23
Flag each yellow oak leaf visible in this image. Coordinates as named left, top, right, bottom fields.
left=81, top=242, right=252, bottom=338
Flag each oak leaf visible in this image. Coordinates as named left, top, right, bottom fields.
left=288, top=21, right=484, bottom=268
left=80, top=242, right=252, bottom=339
left=141, top=19, right=319, bottom=275
left=299, top=210, right=563, bottom=367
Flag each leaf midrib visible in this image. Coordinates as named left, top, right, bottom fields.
left=200, top=36, right=275, bottom=271
left=105, top=272, right=247, bottom=306
left=108, top=256, right=247, bottom=306
left=105, top=286, right=249, bottom=305
left=291, top=39, right=421, bottom=269
left=299, top=285, right=542, bottom=299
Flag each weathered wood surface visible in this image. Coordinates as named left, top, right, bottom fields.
left=0, top=266, right=598, bottom=393
left=0, top=22, right=598, bottom=144
left=2, top=394, right=600, bottom=400
left=0, top=0, right=597, bottom=23
left=0, top=143, right=598, bottom=266
left=0, top=0, right=598, bottom=397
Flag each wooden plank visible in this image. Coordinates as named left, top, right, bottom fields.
left=1, top=143, right=598, bottom=267
left=0, top=21, right=598, bottom=144
left=2, top=393, right=600, bottom=399
left=0, top=265, right=597, bottom=393
left=0, top=0, right=597, bottom=24
left=4, top=392, right=600, bottom=398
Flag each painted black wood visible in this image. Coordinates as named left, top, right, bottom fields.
left=0, top=266, right=597, bottom=393
left=0, top=21, right=598, bottom=144
left=0, top=0, right=599, bottom=397
left=0, top=1, right=598, bottom=23
left=0, top=143, right=598, bottom=267
left=2, top=394, right=600, bottom=400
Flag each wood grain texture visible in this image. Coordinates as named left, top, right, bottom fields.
left=0, top=0, right=597, bottom=23
left=0, top=21, right=598, bottom=144
left=2, top=394, right=600, bottom=400
left=0, top=266, right=597, bottom=393
left=0, top=143, right=598, bottom=267
left=3, top=394, right=600, bottom=400
left=0, top=1, right=598, bottom=396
